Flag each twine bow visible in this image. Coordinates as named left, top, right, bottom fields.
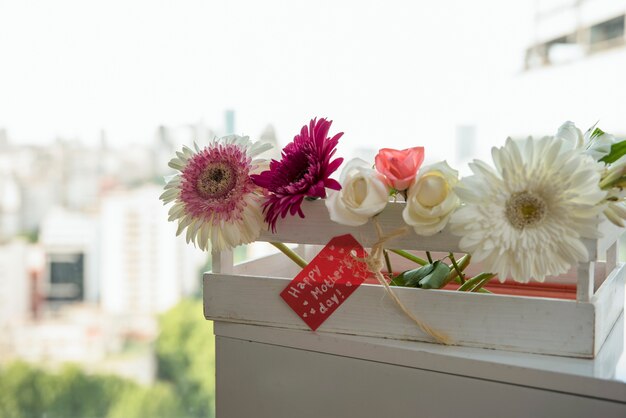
left=362, top=218, right=452, bottom=345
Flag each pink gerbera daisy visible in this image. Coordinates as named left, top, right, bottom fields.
left=251, top=118, right=344, bottom=231
left=160, top=135, right=271, bottom=252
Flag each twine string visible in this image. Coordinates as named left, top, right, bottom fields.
left=361, top=218, right=452, bottom=345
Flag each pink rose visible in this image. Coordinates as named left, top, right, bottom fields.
left=374, top=147, right=425, bottom=191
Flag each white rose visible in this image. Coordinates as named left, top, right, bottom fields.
left=556, top=121, right=618, bottom=161
left=555, top=121, right=584, bottom=150
left=325, top=158, right=390, bottom=226
left=403, top=161, right=459, bottom=236
left=584, top=128, right=617, bottom=161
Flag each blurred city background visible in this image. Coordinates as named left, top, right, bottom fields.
left=0, top=0, right=625, bottom=417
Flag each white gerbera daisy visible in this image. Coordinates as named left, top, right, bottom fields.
left=450, top=136, right=606, bottom=283
left=160, top=135, right=272, bottom=252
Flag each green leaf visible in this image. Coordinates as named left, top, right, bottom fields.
left=395, top=264, right=435, bottom=288
left=389, top=275, right=406, bottom=286
left=590, top=127, right=606, bottom=140
left=388, top=249, right=428, bottom=266
left=458, top=272, right=495, bottom=292
left=600, top=139, right=626, bottom=164
left=418, top=261, right=452, bottom=289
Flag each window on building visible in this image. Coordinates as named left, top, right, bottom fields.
left=47, top=253, right=84, bottom=302
left=590, top=15, right=625, bottom=51
left=525, top=13, right=626, bottom=70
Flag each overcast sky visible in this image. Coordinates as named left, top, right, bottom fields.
left=0, top=0, right=535, bottom=162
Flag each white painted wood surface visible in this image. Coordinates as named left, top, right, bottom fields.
left=214, top=324, right=626, bottom=418
left=257, top=200, right=463, bottom=251
left=204, top=259, right=626, bottom=357
left=214, top=317, right=626, bottom=404
left=594, top=265, right=626, bottom=353
left=577, top=261, right=596, bottom=302
left=211, top=249, right=233, bottom=275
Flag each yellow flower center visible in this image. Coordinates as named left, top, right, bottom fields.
left=505, top=191, right=547, bottom=229
left=197, top=162, right=236, bottom=199
left=416, top=173, right=448, bottom=207
left=349, top=177, right=368, bottom=206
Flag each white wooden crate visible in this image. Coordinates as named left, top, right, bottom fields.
left=204, top=200, right=626, bottom=358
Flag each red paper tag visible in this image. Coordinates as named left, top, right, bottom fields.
left=280, top=234, right=370, bottom=331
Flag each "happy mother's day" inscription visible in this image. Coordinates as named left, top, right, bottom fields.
left=280, top=234, right=370, bottom=330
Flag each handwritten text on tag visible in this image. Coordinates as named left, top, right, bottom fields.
left=280, top=234, right=369, bottom=331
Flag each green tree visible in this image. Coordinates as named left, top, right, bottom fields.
left=107, top=382, right=183, bottom=418
left=0, top=361, right=185, bottom=418
left=0, top=361, right=55, bottom=418
left=47, top=365, right=131, bottom=418
left=155, top=298, right=216, bottom=418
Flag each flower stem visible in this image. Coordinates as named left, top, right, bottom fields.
left=448, top=253, right=467, bottom=283
left=470, top=274, right=495, bottom=292
left=446, top=254, right=470, bottom=284
left=383, top=249, right=393, bottom=276
left=426, top=251, right=433, bottom=264
left=270, top=242, right=308, bottom=269
left=388, top=249, right=428, bottom=266
left=457, top=272, right=496, bottom=292
left=451, top=276, right=490, bottom=292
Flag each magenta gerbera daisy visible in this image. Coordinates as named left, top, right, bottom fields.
left=160, top=135, right=272, bottom=252
left=251, top=118, right=344, bottom=231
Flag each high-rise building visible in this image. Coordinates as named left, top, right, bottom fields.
left=39, top=209, right=100, bottom=307
left=0, top=167, right=21, bottom=242
left=99, top=186, right=205, bottom=315
left=0, top=241, right=30, bottom=329
left=525, top=0, right=625, bottom=69
left=473, top=0, right=626, bottom=151
left=8, top=304, right=125, bottom=369
left=455, top=125, right=477, bottom=170
left=259, top=124, right=281, bottom=160
left=225, top=109, right=236, bottom=135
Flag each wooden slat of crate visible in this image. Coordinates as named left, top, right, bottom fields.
left=204, top=259, right=626, bottom=358
left=256, top=200, right=618, bottom=261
